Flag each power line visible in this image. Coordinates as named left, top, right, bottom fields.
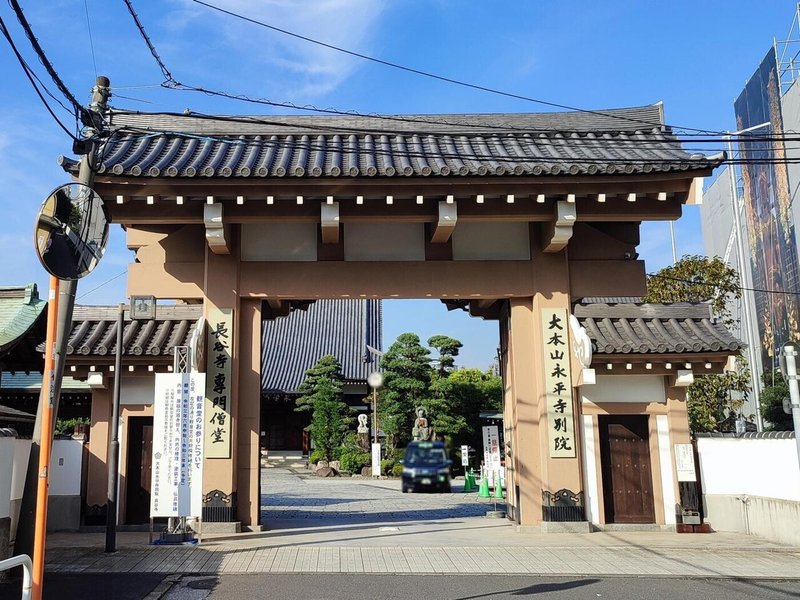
left=7, top=0, right=89, bottom=122
left=0, top=14, right=78, bottom=140
left=124, top=0, right=733, bottom=139
left=77, top=269, right=126, bottom=300
left=83, top=0, right=98, bottom=79
left=647, top=272, right=800, bottom=298
left=189, top=0, right=724, bottom=136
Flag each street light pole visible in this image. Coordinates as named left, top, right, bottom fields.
left=725, top=122, right=770, bottom=430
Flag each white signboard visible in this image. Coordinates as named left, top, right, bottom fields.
left=541, top=308, right=576, bottom=458
left=482, top=426, right=502, bottom=485
left=151, top=372, right=206, bottom=518
left=674, top=443, right=697, bottom=482
left=205, top=307, right=233, bottom=458
left=371, top=443, right=381, bottom=478
left=461, top=444, right=470, bottom=467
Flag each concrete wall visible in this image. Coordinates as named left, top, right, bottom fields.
left=47, top=439, right=84, bottom=531
left=0, top=438, right=14, bottom=559
left=696, top=435, right=800, bottom=545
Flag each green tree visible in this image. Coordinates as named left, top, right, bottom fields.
left=444, top=368, right=502, bottom=460
left=686, top=364, right=750, bottom=433
left=646, top=255, right=752, bottom=432
left=427, top=335, right=463, bottom=376
left=379, top=333, right=432, bottom=450
left=643, top=255, right=741, bottom=327
left=760, top=370, right=794, bottom=431
left=295, top=355, right=349, bottom=461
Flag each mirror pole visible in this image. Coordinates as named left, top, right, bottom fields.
left=15, top=76, right=112, bottom=562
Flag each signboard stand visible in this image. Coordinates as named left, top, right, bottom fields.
left=150, top=350, right=205, bottom=545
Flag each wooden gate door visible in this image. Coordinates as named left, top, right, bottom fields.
left=599, top=415, right=655, bottom=524
left=125, top=416, right=153, bottom=524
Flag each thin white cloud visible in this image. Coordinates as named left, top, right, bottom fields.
left=170, top=0, right=386, bottom=99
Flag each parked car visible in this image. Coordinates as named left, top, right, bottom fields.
left=401, top=441, right=452, bottom=493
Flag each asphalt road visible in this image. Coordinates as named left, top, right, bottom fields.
left=0, top=572, right=169, bottom=600
left=163, top=574, right=800, bottom=600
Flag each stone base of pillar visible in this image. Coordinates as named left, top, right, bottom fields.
left=201, top=521, right=241, bottom=534
left=523, top=521, right=594, bottom=534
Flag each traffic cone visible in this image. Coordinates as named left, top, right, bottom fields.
left=478, top=473, right=491, bottom=498
left=463, top=472, right=473, bottom=492
left=467, top=468, right=476, bottom=491
left=492, top=471, right=505, bottom=500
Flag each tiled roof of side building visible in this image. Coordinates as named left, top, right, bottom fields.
left=573, top=302, right=743, bottom=355
left=59, top=105, right=723, bottom=179
left=0, top=284, right=46, bottom=355
left=261, top=299, right=381, bottom=394
left=38, top=304, right=204, bottom=358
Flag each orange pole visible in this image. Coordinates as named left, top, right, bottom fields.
left=31, top=275, right=59, bottom=600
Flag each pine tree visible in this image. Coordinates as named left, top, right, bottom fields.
left=295, top=355, right=348, bottom=461
left=379, top=333, right=431, bottom=450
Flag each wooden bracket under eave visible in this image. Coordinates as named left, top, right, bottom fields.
left=321, top=201, right=340, bottom=244
left=542, top=200, right=576, bottom=252
left=431, top=200, right=457, bottom=244
left=204, top=203, right=231, bottom=254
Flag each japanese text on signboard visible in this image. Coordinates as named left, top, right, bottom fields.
left=205, top=308, right=233, bottom=458
left=151, top=372, right=205, bottom=518
left=541, top=308, right=576, bottom=458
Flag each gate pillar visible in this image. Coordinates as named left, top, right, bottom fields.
left=503, top=251, right=585, bottom=528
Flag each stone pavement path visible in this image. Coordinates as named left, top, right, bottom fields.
left=261, top=467, right=490, bottom=524
left=38, top=468, right=800, bottom=579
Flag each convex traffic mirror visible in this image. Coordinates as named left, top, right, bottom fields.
left=34, top=183, right=108, bottom=280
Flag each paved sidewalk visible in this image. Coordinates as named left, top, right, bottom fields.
left=37, top=468, right=800, bottom=579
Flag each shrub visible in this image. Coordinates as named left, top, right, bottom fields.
left=308, top=449, right=325, bottom=465
left=339, top=448, right=370, bottom=473
left=381, top=458, right=395, bottom=475
left=391, top=464, right=404, bottom=478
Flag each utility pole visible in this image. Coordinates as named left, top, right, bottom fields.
left=781, top=343, right=800, bottom=470
left=16, top=76, right=111, bottom=559
left=105, top=303, right=125, bottom=552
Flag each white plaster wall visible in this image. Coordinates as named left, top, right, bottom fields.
left=11, top=439, right=30, bottom=502
left=704, top=494, right=800, bottom=547
left=581, top=415, right=600, bottom=525
left=121, top=376, right=155, bottom=406
left=655, top=415, right=677, bottom=525
left=241, top=223, right=318, bottom=261
left=49, top=439, right=83, bottom=497
left=581, top=375, right=665, bottom=404
left=697, top=437, right=800, bottom=501
left=344, top=223, right=425, bottom=261
left=0, top=438, right=14, bottom=519
left=452, top=222, right=530, bottom=260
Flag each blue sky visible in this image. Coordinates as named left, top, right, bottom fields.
left=0, top=0, right=796, bottom=368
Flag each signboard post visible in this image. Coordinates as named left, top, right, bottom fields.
left=461, top=445, right=470, bottom=468
left=151, top=372, right=205, bottom=541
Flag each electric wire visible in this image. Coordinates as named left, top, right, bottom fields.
left=83, top=0, right=98, bottom=79
left=0, top=14, right=78, bottom=140
left=125, top=0, right=744, bottom=139
left=77, top=269, right=126, bottom=300
left=646, top=272, right=800, bottom=298
left=8, top=0, right=89, bottom=122
left=123, top=0, right=800, bottom=150
left=189, top=0, right=725, bottom=136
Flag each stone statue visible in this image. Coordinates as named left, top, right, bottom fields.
left=357, top=413, right=370, bottom=451
left=411, top=406, right=431, bottom=441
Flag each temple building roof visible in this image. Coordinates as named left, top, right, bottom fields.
left=261, top=299, right=381, bottom=394
left=0, top=284, right=47, bottom=372
left=574, top=302, right=743, bottom=355
left=60, top=105, right=723, bottom=180
left=39, top=304, right=203, bottom=359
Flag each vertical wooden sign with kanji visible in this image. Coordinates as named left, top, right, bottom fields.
left=205, top=307, right=233, bottom=458
left=541, top=308, right=576, bottom=458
